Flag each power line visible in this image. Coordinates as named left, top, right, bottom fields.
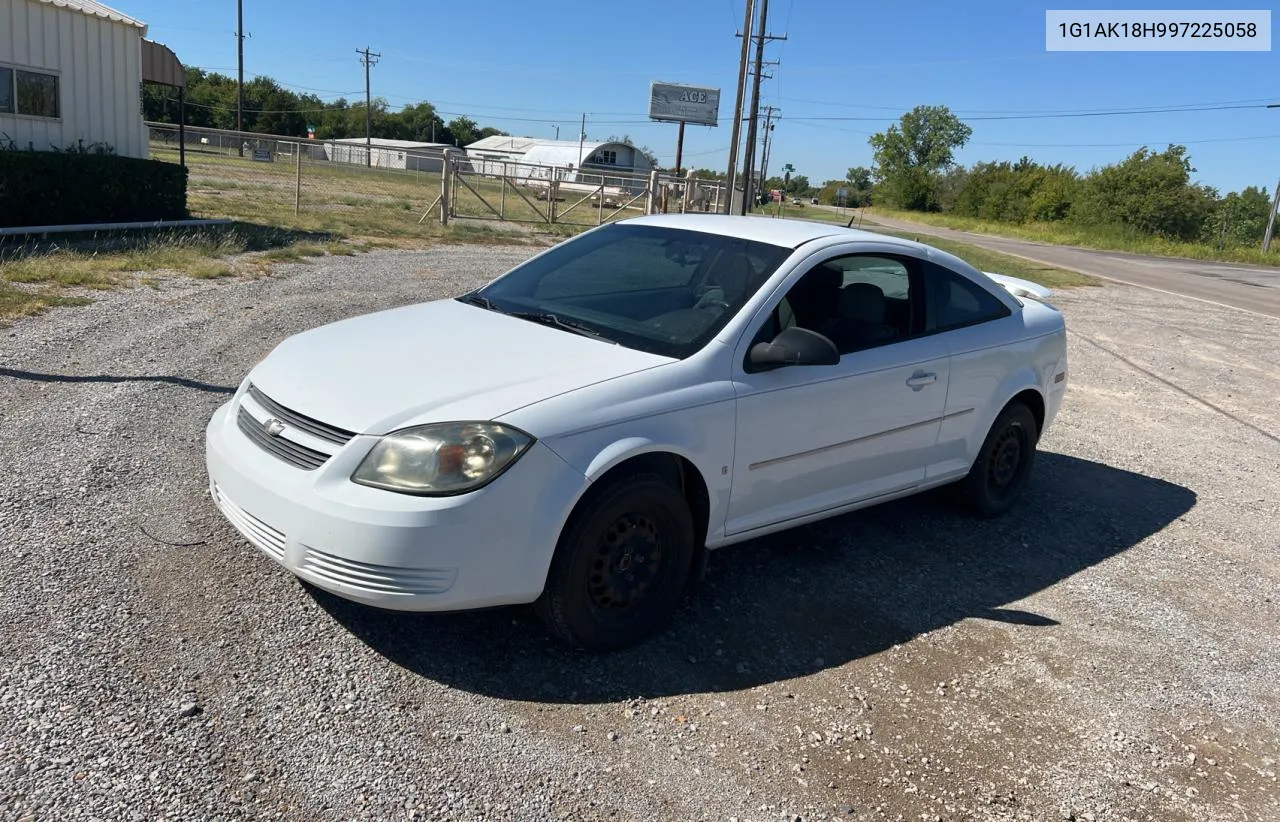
left=775, top=95, right=1277, bottom=115
left=780, top=102, right=1273, bottom=123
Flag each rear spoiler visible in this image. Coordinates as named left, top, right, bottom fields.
left=982, top=271, right=1052, bottom=301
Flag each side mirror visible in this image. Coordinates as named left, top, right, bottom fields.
left=748, top=326, right=840, bottom=371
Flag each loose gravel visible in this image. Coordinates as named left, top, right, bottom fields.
left=1, top=246, right=1277, bottom=822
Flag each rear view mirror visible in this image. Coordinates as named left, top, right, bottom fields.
left=748, top=326, right=840, bottom=371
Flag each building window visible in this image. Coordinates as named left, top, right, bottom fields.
left=0, top=68, right=12, bottom=114
left=591, top=150, right=617, bottom=165
left=0, top=66, right=60, bottom=118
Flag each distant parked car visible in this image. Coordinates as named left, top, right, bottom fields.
left=206, top=215, right=1068, bottom=650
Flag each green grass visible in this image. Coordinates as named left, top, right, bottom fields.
left=0, top=283, right=91, bottom=320
left=863, top=206, right=1280, bottom=268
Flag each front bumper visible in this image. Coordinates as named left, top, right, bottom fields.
left=204, top=398, right=588, bottom=611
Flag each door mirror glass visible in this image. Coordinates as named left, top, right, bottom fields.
left=748, top=326, right=840, bottom=371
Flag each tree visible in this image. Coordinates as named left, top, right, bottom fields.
left=785, top=174, right=810, bottom=196
left=1072, top=145, right=1217, bottom=240
left=447, top=116, right=481, bottom=147
left=844, top=166, right=875, bottom=206
left=868, top=105, right=972, bottom=211
left=1202, top=185, right=1273, bottom=247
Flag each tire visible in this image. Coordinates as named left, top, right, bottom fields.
left=535, top=473, right=695, bottom=652
left=960, top=402, right=1039, bottom=519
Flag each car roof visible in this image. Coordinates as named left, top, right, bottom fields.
left=621, top=213, right=920, bottom=251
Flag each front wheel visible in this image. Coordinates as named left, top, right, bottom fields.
left=960, top=403, right=1039, bottom=518
left=535, top=473, right=695, bottom=651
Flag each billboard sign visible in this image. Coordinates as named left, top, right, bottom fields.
left=649, top=82, right=721, bottom=127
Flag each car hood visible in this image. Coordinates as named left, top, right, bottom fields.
left=247, top=299, right=672, bottom=435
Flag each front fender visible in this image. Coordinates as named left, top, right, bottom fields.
left=537, top=401, right=735, bottom=543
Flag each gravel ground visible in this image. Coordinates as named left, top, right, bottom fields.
left=1, top=246, right=1277, bottom=822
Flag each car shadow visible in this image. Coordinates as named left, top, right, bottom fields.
left=0, top=367, right=235, bottom=394
left=310, top=451, right=1195, bottom=702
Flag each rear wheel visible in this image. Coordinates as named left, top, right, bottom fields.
left=535, top=473, right=695, bottom=651
left=961, top=402, right=1039, bottom=518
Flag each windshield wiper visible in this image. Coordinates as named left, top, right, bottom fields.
left=458, top=292, right=495, bottom=310
left=508, top=310, right=618, bottom=345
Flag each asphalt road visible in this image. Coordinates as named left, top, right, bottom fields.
left=850, top=211, right=1280, bottom=318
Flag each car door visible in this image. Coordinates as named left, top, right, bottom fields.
left=725, top=250, right=951, bottom=537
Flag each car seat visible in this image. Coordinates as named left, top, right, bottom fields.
left=821, top=282, right=899, bottom=350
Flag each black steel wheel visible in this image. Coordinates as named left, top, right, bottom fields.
left=961, top=402, right=1039, bottom=518
left=536, top=473, right=695, bottom=651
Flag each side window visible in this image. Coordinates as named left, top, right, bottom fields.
left=772, top=254, right=918, bottom=354
left=926, top=262, right=1011, bottom=331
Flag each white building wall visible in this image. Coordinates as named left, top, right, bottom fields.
left=0, top=0, right=147, bottom=158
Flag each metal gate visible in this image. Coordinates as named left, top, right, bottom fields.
left=436, top=156, right=726, bottom=228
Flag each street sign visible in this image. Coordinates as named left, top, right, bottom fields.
left=649, top=82, right=721, bottom=127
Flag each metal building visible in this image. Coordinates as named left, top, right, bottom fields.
left=464, top=135, right=654, bottom=183
left=324, top=137, right=465, bottom=173
left=0, top=0, right=149, bottom=157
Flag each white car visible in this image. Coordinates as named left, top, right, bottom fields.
left=206, top=215, right=1068, bottom=650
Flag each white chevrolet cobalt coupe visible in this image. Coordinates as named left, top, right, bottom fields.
left=206, top=215, right=1068, bottom=650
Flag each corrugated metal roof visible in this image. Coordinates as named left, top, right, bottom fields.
left=32, top=0, right=146, bottom=29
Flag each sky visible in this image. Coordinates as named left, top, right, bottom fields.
left=125, top=0, right=1278, bottom=194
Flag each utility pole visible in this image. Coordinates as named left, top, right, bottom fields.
left=759, top=105, right=779, bottom=195
left=1265, top=104, right=1280, bottom=253
left=1264, top=177, right=1280, bottom=253
left=723, top=0, right=755, bottom=214
left=739, top=0, right=786, bottom=214
left=236, top=0, right=244, bottom=155
left=357, top=47, right=381, bottom=168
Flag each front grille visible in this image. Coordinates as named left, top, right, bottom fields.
left=213, top=484, right=286, bottom=560
left=300, top=546, right=457, bottom=597
left=247, top=384, right=356, bottom=446
left=237, top=407, right=329, bottom=470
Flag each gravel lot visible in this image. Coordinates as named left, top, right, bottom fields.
left=2, top=245, right=1277, bottom=822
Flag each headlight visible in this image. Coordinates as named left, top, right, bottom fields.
left=351, top=422, right=534, bottom=496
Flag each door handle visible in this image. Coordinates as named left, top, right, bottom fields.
left=905, top=371, right=938, bottom=388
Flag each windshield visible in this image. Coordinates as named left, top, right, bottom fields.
left=462, top=224, right=791, bottom=359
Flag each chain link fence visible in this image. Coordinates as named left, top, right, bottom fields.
left=148, top=122, right=726, bottom=232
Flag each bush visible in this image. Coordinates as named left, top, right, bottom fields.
left=0, top=150, right=188, bottom=228
left=1069, top=146, right=1216, bottom=241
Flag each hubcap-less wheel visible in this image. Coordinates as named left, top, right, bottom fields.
left=589, top=514, right=663, bottom=613
left=987, top=424, right=1025, bottom=496
left=961, top=402, right=1038, bottom=519
left=535, top=473, right=696, bottom=651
